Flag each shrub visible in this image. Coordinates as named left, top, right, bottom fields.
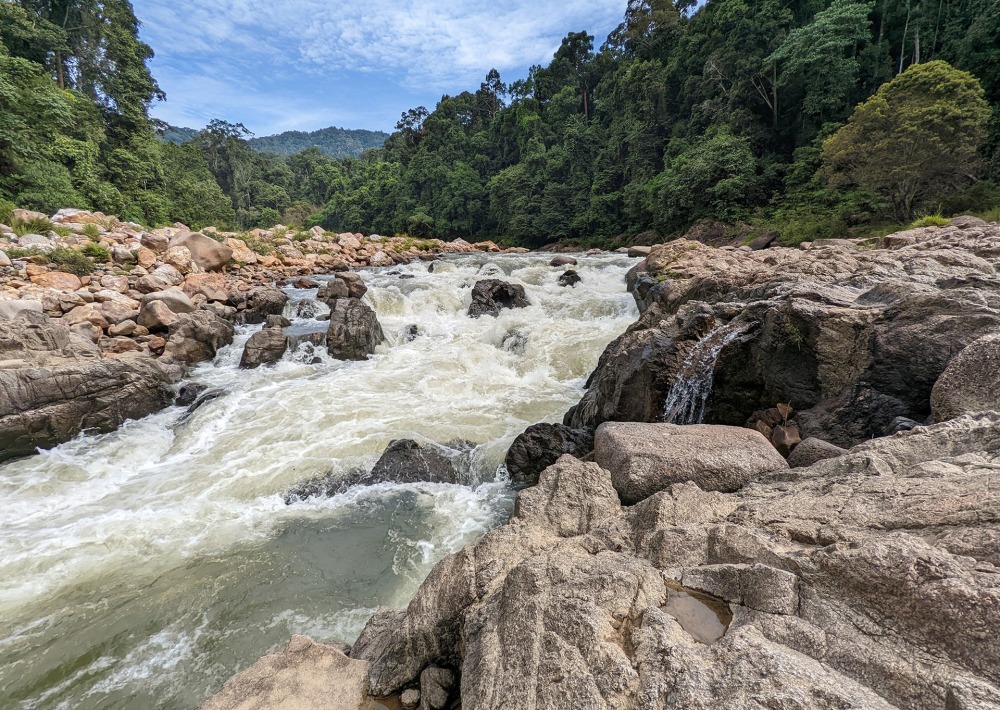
left=81, top=223, right=101, bottom=240
left=48, top=247, right=94, bottom=275
left=0, top=199, right=14, bottom=225
left=910, top=214, right=950, bottom=228
left=979, top=206, right=1000, bottom=223
left=12, top=215, right=55, bottom=237
left=80, top=243, right=111, bottom=260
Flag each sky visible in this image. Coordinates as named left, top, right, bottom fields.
left=133, top=0, right=627, bottom=137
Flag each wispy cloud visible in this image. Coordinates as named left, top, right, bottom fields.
left=135, top=0, right=625, bottom=133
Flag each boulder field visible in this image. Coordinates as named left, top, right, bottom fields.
left=202, top=217, right=1000, bottom=709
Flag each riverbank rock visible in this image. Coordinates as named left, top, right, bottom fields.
left=369, top=439, right=461, bottom=485
left=787, top=436, right=847, bottom=467
left=344, top=413, right=1000, bottom=708
left=239, top=328, right=289, bottom=369
left=594, top=422, right=787, bottom=503
left=200, top=635, right=370, bottom=710
left=931, top=332, right=1000, bottom=422
left=0, top=311, right=173, bottom=462
left=169, top=231, right=233, bottom=272
left=467, top=279, right=529, bottom=318
left=327, top=297, right=384, bottom=360
left=504, top=422, right=594, bottom=487
left=567, top=224, right=1000, bottom=448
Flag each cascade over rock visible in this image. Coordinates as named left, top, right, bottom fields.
left=569, top=225, right=1000, bottom=448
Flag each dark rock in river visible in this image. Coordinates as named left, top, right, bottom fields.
left=549, top=255, right=577, bottom=267
left=239, top=328, right=289, bottom=369
left=467, top=279, right=529, bottom=318
left=284, top=439, right=470, bottom=503
left=264, top=314, right=291, bottom=329
left=0, top=311, right=172, bottom=462
left=557, top=269, right=581, bottom=287
left=504, top=422, right=594, bottom=487
left=326, top=297, right=384, bottom=360
left=174, top=382, right=208, bottom=407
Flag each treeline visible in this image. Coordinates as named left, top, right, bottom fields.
left=314, top=0, right=999, bottom=245
left=1, top=0, right=998, bottom=246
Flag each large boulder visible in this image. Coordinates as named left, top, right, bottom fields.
left=160, top=311, right=235, bottom=365
left=139, top=287, right=195, bottom=314
left=594, top=422, right=788, bottom=503
left=0, top=300, right=43, bottom=320
left=931, top=332, right=1000, bottom=421
left=344, top=414, right=1000, bottom=709
left=239, top=328, right=289, bottom=369
left=504, top=422, right=594, bottom=487
left=467, top=279, right=530, bottom=318
left=326, top=297, right=384, bottom=360
left=234, top=286, right=289, bottom=325
left=199, top=636, right=370, bottom=710
left=168, top=231, right=233, bottom=272
left=0, top=311, right=172, bottom=462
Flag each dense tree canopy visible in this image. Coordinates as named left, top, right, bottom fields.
left=1, top=0, right=998, bottom=243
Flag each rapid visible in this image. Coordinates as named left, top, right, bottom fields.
left=0, top=252, right=639, bottom=709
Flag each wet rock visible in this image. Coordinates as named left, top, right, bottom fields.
left=317, top=278, right=349, bottom=304
left=0, top=311, right=172, bottom=462
left=169, top=231, right=233, bottom=272
left=326, top=297, right=384, bottom=360
left=264, top=314, right=291, bottom=329
left=504, top=423, right=594, bottom=487
left=237, top=286, right=289, bottom=325
left=787, top=436, right=846, bottom=467
left=370, top=439, right=461, bottom=485
left=336, top=272, right=368, bottom=299
left=199, top=635, right=370, bottom=710
left=549, top=255, right=577, bottom=267
left=294, top=299, right=326, bottom=320
left=557, top=269, right=581, bottom=287
left=404, top=324, right=420, bottom=341
left=499, top=328, right=527, bottom=354
left=240, top=328, right=289, bottom=369
left=467, top=279, right=529, bottom=318
left=931, top=333, right=1000, bottom=422
left=174, top=382, right=209, bottom=407
left=594, top=422, right=788, bottom=503
left=160, top=311, right=235, bottom=365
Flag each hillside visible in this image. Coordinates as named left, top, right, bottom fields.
left=247, top=126, right=389, bottom=157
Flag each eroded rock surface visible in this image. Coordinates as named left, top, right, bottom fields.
left=327, top=297, right=384, bottom=360
left=0, top=311, right=172, bottom=461
left=351, top=415, right=1000, bottom=708
left=567, top=224, right=1000, bottom=447
left=467, top=279, right=530, bottom=318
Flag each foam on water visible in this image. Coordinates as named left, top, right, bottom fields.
left=0, top=252, right=639, bottom=709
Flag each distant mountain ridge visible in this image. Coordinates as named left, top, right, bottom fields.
left=159, top=124, right=388, bottom=158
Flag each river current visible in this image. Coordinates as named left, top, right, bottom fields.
left=0, top=252, right=639, bottom=709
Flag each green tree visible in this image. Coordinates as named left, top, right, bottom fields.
left=822, top=60, right=990, bottom=219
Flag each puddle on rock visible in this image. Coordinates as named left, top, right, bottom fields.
left=664, top=583, right=733, bottom=644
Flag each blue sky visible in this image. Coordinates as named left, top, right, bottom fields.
left=134, top=0, right=627, bottom=136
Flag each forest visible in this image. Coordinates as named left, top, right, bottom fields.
left=1, top=0, right=998, bottom=246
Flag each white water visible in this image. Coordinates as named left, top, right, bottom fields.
left=662, top=321, right=754, bottom=424
left=0, top=252, right=639, bottom=709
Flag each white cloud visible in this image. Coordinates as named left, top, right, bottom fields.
left=138, top=0, right=624, bottom=88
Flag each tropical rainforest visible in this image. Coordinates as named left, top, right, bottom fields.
left=1, top=0, right=998, bottom=246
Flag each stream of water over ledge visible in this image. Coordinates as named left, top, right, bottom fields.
left=0, top=253, right=639, bottom=709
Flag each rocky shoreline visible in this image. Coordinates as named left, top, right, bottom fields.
left=203, top=216, right=1000, bottom=709
left=0, top=208, right=529, bottom=462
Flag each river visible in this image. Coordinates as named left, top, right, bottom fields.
left=0, top=252, right=638, bottom=709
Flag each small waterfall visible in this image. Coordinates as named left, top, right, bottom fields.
left=662, top=321, right=754, bottom=425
